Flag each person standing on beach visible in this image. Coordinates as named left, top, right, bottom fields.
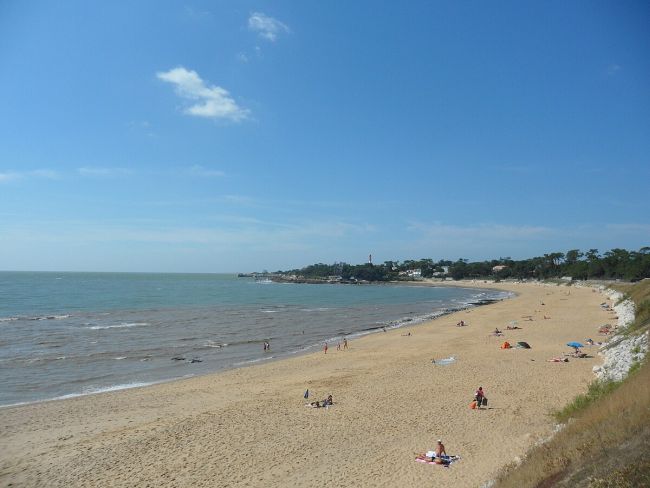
left=324, top=342, right=328, bottom=354
left=435, top=439, right=447, bottom=458
left=474, top=386, right=486, bottom=408
left=343, top=338, right=348, bottom=350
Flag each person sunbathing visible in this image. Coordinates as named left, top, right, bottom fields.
left=417, top=440, right=448, bottom=463
left=321, top=394, right=333, bottom=406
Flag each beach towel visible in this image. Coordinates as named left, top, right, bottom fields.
left=469, top=400, right=477, bottom=409
left=415, top=455, right=460, bottom=467
left=501, top=341, right=511, bottom=349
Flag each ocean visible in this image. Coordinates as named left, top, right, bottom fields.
left=0, top=272, right=510, bottom=407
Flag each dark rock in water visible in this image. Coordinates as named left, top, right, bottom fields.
left=171, top=356, right=186, bottom=361
left=189, top=358, right=202, bottom=363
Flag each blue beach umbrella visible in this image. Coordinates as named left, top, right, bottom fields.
left=567, top=341, right=584, bottom=348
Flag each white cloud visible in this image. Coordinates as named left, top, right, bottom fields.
left=78, top=167, right=133, bottom=177
left=248, top=12, right=289, bottom=42
left=237, top=52, right=249, bottom=63
left=188, top=165, right=225, bottom=177
left=156, top=67, right=249, bottom=121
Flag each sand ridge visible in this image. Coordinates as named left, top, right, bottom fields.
left=0, top=282, right=618, bottom=487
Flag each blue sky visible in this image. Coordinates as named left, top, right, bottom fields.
left=1, top=1, right=648, bottom=272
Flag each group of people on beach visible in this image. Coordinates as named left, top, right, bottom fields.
left=325, top=338, right=348, bottom=353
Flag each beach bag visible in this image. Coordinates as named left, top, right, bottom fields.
left=469, top=400, right=477, bottom=409
left=482, top=397, right=488, bottom=407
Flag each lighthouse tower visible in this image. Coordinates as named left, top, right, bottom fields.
left=368, top=254, right=372, bottom=264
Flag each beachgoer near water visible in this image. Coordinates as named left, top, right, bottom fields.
left=343, top=338, right=348, bottom=349
left=324, top=342, right=328, bottom=354
left=337, top=342, right=341, bottom=351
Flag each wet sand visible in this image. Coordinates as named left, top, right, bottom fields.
left=0, top=281, right=616, bottom=487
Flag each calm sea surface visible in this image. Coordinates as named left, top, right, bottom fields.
left=0, top=272, right=510, bottom=406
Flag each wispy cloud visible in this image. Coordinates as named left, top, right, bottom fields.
left=407, top=221, right=553, bottom=241
left=183, top=5, right=212, bottom=21
left=188, top=165, right=226, bottom=177
left=248, top=12, right=289, bottom=42
left=126, top=120, right=156, bottom=138
left=492, top=164, right=535, bottom=174
left=0, top=169, right=59, bottom=183
left=157, top=67, right=249, bottom=121
left=78, top=167, right=133, bottom=177
left=607, top=64, right=622, bottom=76
left=0, top=171, right=20, bottom=183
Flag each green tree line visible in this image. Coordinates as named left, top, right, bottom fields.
left=278, top=247, right=650, bottom=282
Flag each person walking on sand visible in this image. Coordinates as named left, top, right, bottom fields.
left=474, top=386, right=486, bottom=408
left=343, top=338, right=348, bottom=350
left=337, top=342, right=341, bottom=351
left=324, top=342, right=328, bottom=354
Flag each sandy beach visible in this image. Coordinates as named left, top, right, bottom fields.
left=0, top=282, right=617, bottom=487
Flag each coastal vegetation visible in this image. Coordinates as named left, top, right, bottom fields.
left=272, top=247, right=650, bottom=283
left=493, top=279, right=650, bottom=488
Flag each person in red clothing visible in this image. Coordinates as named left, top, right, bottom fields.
left=474, top=386, right=486, bottom=408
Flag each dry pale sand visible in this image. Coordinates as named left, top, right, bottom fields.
left=0, top=282, right=619, bottom=488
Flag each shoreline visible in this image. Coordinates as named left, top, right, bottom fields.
left=0, top=283, right=512, bottom=410
left=1, top=281, right=614, bottom=487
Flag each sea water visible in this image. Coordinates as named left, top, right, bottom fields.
left=0, top=272, right=510, bottom=406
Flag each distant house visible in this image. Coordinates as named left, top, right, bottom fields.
left=432, top=266, right=449, bottom=277
left=407, top=269, right=422, bottom=278
left=492, top=265, right=508, bottom=273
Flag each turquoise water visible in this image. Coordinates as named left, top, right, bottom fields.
left=0, top=272, right=509, bottom=406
